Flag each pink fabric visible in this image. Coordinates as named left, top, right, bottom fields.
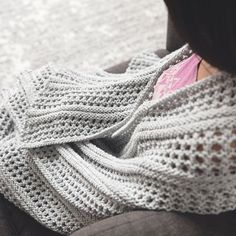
left=152, top=53, right=202, bottom=100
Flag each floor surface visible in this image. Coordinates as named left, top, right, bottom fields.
left=0, top=0, right=167, bottom=87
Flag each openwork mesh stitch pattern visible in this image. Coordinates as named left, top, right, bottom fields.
left=0, top=44, right=236, bottom=235
left=126, top=51, right=161, bottom=73
left=1, top=45, right=190, bottom=149
left=0, top=104, right=13, bottom=140
left=0, top=138, right=84, bottom=234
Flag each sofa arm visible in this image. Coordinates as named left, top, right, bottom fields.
left=70, top=210, right=236, bottom=236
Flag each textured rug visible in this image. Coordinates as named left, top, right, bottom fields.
left=0, top=0, right=167, bottom=87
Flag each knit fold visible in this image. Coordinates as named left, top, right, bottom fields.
left=1, top=44, right=236, bottom=235
left=1, top=45, right=191, bottom=148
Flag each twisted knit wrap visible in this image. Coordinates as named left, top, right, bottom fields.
left=0, top=44, right=236, bottom=235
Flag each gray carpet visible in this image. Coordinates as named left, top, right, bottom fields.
left=0, top=0, right=167, bottom=87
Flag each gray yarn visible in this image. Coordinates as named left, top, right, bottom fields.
left=0, top=44, right=236, bottom=235
left=126, top=51, right=161, bottom=73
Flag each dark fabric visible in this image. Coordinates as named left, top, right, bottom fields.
left=0, top=194, right=61, bottom=236
left=154, top=49, right=170, bottom=59
left=1, top=195, right=236, bottom=236
left=166, top=13, right=185, bottom=52
left=71, top=210, right=236, bottom=236
left=105, top=59, right=131, bottom=74
left=0, top=195, right=17, bottom=236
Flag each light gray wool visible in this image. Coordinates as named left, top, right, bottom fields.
left=0, top=44, right=236, bottom=235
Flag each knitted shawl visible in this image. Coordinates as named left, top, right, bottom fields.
left=0, top=44, right=236, bottom=235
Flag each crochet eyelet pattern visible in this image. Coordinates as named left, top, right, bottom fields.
left=0, top=44, right=236, bottom=235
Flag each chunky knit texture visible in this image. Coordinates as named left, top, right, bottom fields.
left=0, top=44, right=236, bottom=235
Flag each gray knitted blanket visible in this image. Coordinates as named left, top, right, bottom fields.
left=0, top=44, right=236, bottom=235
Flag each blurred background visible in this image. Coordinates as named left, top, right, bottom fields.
left=0, top=0, right=167, bottom=87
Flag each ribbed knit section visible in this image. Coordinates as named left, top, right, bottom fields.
left=0, top=44, right=236, bottom=235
